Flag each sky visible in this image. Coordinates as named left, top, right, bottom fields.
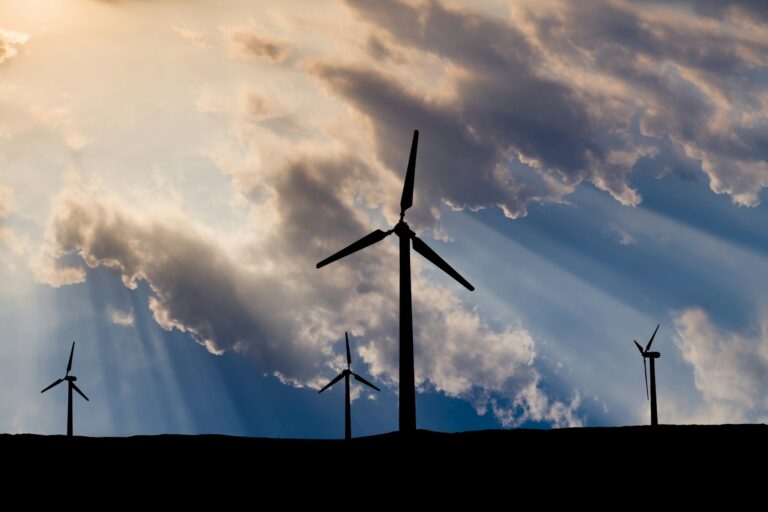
left=1, top=0, right=768, bottom=437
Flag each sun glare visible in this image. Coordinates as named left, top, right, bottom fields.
left=6, top=0, right=82, bottom=27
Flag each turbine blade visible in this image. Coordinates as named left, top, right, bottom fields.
left=400, top=130, right=419, bottom=216
left=66, top=341, right=75, bottom=374
left=645, top=324, right=660, bottom=351
left=633, top=340, right=644, bottom=355
left=411, top=235, right=474, bottom=291
left=318, top=373, right=344, bottom=394
left=41, top=379, right=63, bottom=393
left=72, top=383, right=89, bottom=402
left=353, top=373, right=380, bottom=392
left=316, top=230, right=391, bottom=269
left=345, top=332, right=351, bottom=367
left=643, top=357, right=649, bottom=401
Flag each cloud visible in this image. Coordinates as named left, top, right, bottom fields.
left=171, top=26, right=207, bottom=48
left=39, top=157, right=580, bottom=426
left=673, top=308, right=768, bottom=423
left=524, top=0, right=768, bottom=207
left=329, top=0, right=768, bottom=219
left=109, top=307, right=135, bottom=327
left=229, top=29, right=291, bottom=63
left=365, top=35, right=403, bottom=63
left=329, top=0, right=646, bottom=223
left=0, top=28, right=28, bottom=65
left=693, top=0, right=768, bottom=22
left=612, top=227, right=636, bottom=246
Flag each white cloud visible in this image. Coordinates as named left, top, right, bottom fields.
left=0, top=28, right=28, bottom=65
left=171, top=26, right=207, bottom=48
left=108, top=307, right=135, bottom=327
left=673, top=308, right=768, bottom=423
left=612, top=227, right=636, bottom=246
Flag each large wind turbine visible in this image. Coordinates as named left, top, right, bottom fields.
left=318, top=332, right=380, bottom=440
left=316, top=130, right=474, bottom=432
left=41, top=341, right=90, bottom=436
left=633, top=324, right=661, bottom=426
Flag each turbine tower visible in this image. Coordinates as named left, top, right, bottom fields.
left=316, top=130, right=474, bottom=432
left=633, top=324, right=661, bottom=426
left=41, top=341, right=90, bottom=436
left=318, top=332, right=380, bottom=440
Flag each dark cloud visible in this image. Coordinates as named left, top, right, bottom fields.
left=365, top=36, right=403, bottom=63
left=693, top=0, right=768, bottom=22
left=230, top=30, right=291, bottom=63
left=337, top=0, right=768, bottom=210
left=527, top=0, right=768, bottom=205
left=331, top=0, right=643, bottom=220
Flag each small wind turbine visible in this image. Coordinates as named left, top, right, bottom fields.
left=318, top=332, right=380, bottom=440
left=316, top=130, right=474, bottom=432
left=41, top=341, right=90, bottom=436
left=633, top=324, right=660, bottom=426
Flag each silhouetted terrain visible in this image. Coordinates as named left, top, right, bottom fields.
left=3, top=425, right=766, bottom=489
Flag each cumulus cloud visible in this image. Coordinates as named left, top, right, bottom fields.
left=673, top=308, right=768, bottom=423
left=0, top=29, right=28, bottom=65
left=229, top=29, right=291, bottom=63
left=109, top=307, right=135, bottom=327
left=38, top=157, right=580, bottom=426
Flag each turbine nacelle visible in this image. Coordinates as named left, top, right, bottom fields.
left=393, top=221, right=413, bottom=238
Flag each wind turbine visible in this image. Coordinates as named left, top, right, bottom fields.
left=316, top=130, right=474, bottom=432
left=41, top=341, right=90, bottom=436
left=633, top=324, right=660, bottom=426
left=318, top=332, right=380, bottom=440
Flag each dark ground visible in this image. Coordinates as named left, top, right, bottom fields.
left=3, top=426, right=765, bottom=496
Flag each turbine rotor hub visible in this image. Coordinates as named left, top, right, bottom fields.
left=394, top=221, right=412, bottom=237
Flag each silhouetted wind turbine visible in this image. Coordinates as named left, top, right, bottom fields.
left=316, top=130, right=474, bottom=432
left=633, top=324, right=660, bottom=426
left=319, top=332, right=380, bottom=440
left=41, top=341, right=90, bottom=436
